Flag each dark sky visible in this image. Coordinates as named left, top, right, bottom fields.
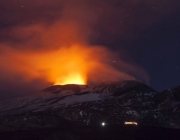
left=0, top=0, right=180, bottom=100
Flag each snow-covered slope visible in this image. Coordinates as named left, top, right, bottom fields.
left=0, top=80, right=179, bottom=132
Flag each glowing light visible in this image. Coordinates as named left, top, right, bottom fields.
left=54, top=72, right=86, bottom=85
left=124, top=121, right=138, bottom=125
left=0, top=44, right=141, bottom=89
left=101, top=122, right=106, bottom=126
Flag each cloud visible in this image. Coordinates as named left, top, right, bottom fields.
left=0, top=0, right=179, bottom=100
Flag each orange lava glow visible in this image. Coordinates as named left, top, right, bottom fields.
left=1, top=45, right=89, bottom=85
left=54, top=73, right=85, bottom=85
left=0, top=13, right=149, bottom=87
left=0, top=43, right=142, bottom=86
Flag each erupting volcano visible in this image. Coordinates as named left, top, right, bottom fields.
left=0, top=44, right=148, bottom=89
left=0, top=0, right=149, bottom=99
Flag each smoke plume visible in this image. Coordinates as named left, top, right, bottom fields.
left=1, top=0, right=178, bottom=100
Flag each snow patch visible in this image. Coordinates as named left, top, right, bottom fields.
left=79, top=111, right=83, bottom=116
left=57, top=93, right=102, bottom=105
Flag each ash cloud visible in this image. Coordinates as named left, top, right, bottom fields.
left=0, top=0, right=179, bottom=100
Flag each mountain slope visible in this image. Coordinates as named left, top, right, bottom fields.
left=0, top=80, right=179, bottom=134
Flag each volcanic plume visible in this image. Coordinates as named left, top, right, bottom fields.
left=0, top=41, right=147, bottom=86
left=0, top=0, right=157, bottom=99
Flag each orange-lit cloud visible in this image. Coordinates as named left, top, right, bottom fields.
left=0, top=43, right=147, bottom=86
left=4, top=0, right=180, bottom=99
left=0, top=0, right=150, bottom=88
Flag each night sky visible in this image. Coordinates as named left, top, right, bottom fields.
left=0, top=0, right=180, bottom=101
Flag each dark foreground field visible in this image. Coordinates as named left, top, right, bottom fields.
left=0, top=125, right=179, bottom=140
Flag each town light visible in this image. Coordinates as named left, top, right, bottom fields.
left=101, top=122, right=106, bottom=126
left=124, top=121, right=138, bottom=125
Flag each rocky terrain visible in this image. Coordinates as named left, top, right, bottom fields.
left=0, top=80, right=180, bottom=139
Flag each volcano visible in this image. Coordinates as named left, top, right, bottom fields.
left=0, top=80, right=180, bottom=140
